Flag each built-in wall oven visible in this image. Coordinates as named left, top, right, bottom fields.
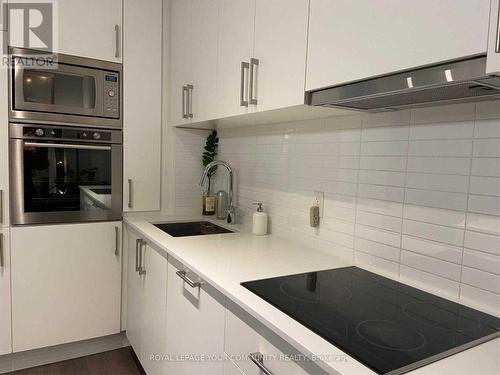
left=10, top=123, right=123, bottom=225
left=9, top=47, right=122, bottom=128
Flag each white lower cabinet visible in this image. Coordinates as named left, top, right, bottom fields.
left=165, top=257, right=226, bottom=375
left=10, top=222, right=122, bottom=352
left=225, top=301, right=314, bottom=375
left=0, top=228, right=11, bottom=355
left=126, top=228, right=167, bottom=375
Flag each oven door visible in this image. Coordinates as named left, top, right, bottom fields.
left=10, top=138, right=123, bottom=225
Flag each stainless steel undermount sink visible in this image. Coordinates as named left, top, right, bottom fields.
left=153, top=221, right=234, bottom=237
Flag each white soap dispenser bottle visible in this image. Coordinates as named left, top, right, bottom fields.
left=252, top=202, right=268, bottom=236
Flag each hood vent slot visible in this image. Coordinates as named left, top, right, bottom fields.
left=307, top=57, right=500, bottom=112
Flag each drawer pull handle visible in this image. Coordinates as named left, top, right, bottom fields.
left=176, top=270, right=200, bottom=288
left=249, top=352, right=273, bottom=375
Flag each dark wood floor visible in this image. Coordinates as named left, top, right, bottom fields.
left=8, top=347, right=143, bottom=375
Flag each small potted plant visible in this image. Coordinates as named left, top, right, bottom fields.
left=201, top=130, right=218, bottom=215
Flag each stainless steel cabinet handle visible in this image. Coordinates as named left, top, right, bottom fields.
left=24, top=142, right=111, bottom=151
left=187, top=84, right=194, bottom=118
left=115, top=25, right=120, bottom=58
left=0, top=189, right=3, bottom=225
left=114, top=226, right=119, bottom=256
left=127, top=179, right=133, bottom=209
left=135, top=238, right=141, bottom=272
left=176, top=270, right=200, bottom=288
left=182, top=85, right=188, bottom=119
left=496, top=1, right=500, bottom=53
left=138, top=240, right=146, bottom=275
left=249, top=352, right=273, bottom=375
left=249, top=58, right=259, bottom=105
left=0, top=233, right=4, bottom=268
left=240, top=61, right=249, bottom=107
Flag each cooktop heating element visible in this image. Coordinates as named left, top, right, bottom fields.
left=241, top=266, right=500, bottom=374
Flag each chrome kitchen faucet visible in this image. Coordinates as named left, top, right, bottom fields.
left=200, top=160, right=237, bottom=224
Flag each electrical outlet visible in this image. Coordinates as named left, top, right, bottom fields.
left=313, top=191, right=324, bottom=218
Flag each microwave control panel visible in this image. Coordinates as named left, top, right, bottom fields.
left=103, top=72, right=120, bottom=118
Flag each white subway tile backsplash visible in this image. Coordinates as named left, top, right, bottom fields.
left=466, top=213, right=500, bottom=235
left=405, top=188, right=468, bottom=211
left=361, top=141, right=408, bottom=156
left=400, top=250, right=461, bottom=281
left=473, top=139, right=500, bottom=157
left=471, top=158, right=500, bottom=177
left=405, top=173, right=469, bottom=193
left=460, top=284, right=500, bottom=316
left=400, top=265, right=460, bottom=300
left=358, top=183, right=405, bottom=203
left=359, top=156, right=407, bottom=171
left=464, top=230, right=500, bottom=255
left=355, top=224, right=401, bottom=248
left=195, top=100, right=500, bottom=315
left=473, top=119, right=500, bottom=138
left=469, top=176, right=500, bottom=197
left=407, top=157, right=471, bottom=175
left=402, top=235, right=463, bottom=264
left=403, top=205, right=465, bottom=228
left=462, top=249, right=500, bottom=275
left=409, top=121, right=474, bottom=140
left=402, top=219, right=464, bottom=246
left=468, top=195, right=500, bottom=216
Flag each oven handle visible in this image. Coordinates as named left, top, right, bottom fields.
left=24, top=142, right=112, bottom=151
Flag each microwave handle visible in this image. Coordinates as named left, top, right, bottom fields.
left=24, top=142, right=111, bottom=151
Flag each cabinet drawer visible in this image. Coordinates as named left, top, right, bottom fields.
left=225, top=301, right=319, bottom=375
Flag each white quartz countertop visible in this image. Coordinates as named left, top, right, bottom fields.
left=123, top=213, right=500, bottom=375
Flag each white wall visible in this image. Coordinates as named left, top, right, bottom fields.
left=206, top=101, right=500, bottom=317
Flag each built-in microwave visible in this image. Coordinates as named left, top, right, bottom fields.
left=9, top=47, right=122, bottom=128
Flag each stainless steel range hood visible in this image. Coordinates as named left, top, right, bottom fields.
left=306, top=57, right=500, bottom=112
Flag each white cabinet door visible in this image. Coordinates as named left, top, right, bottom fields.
left=125, top=230, right=168, bottom=375
left=216, top=0, right=256, bottom=119
left=0, top=31, right=8, bottom=227
left=169, top=0, right=192, bottom=126
left=252, top=0, right=309, bottom=112
left=123, top=0, right=162, bottom=212
left=140, top=243, right=168, bottom=375
left=11, top=222, right=122, bottom=352
left=306, top=0, right=491, bottom=90
left=190, top=0, right=219, bottom=122
left=165, top=257, right=226, bottom=375
left=487, top=0, right=500, bottom=75
left=58, top=0, right=122, bottom=62
left=0, top=229, right=11, bottom=355
left=125, top=229, right=144, bottom=360
left=225, top=303, right=310, bottom=375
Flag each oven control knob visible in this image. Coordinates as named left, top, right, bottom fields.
left=35, top=128, right=44, bottom=137
left=93, top=132, right=101, bottom=140
left=82, top=132, right=88, bottom=138
left=107, top=90, right=115, bottom=97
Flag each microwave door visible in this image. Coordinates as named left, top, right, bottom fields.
left=13, top=60, right=103, bottom=118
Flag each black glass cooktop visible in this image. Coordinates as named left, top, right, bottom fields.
left=241, top=266, right=500, bottom=374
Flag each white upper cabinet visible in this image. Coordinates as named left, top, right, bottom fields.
left=487, top=0, right=500, bottom=75
left=58, top=0, right=122, bottom=62
left=306, top=0, right=491, bottom=90
left=216, top=0, right=256, bottom=119
left=123, top=0, right=162, bottom=212
left=169, top=0, right=192, bottom=126
left=11, top=222, right=122, bottom=352
left=252, top=0, right=309, bottom=112
left=0, top=229, right=11, bottom=355
left=169, top=0, right=219, bottom=126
